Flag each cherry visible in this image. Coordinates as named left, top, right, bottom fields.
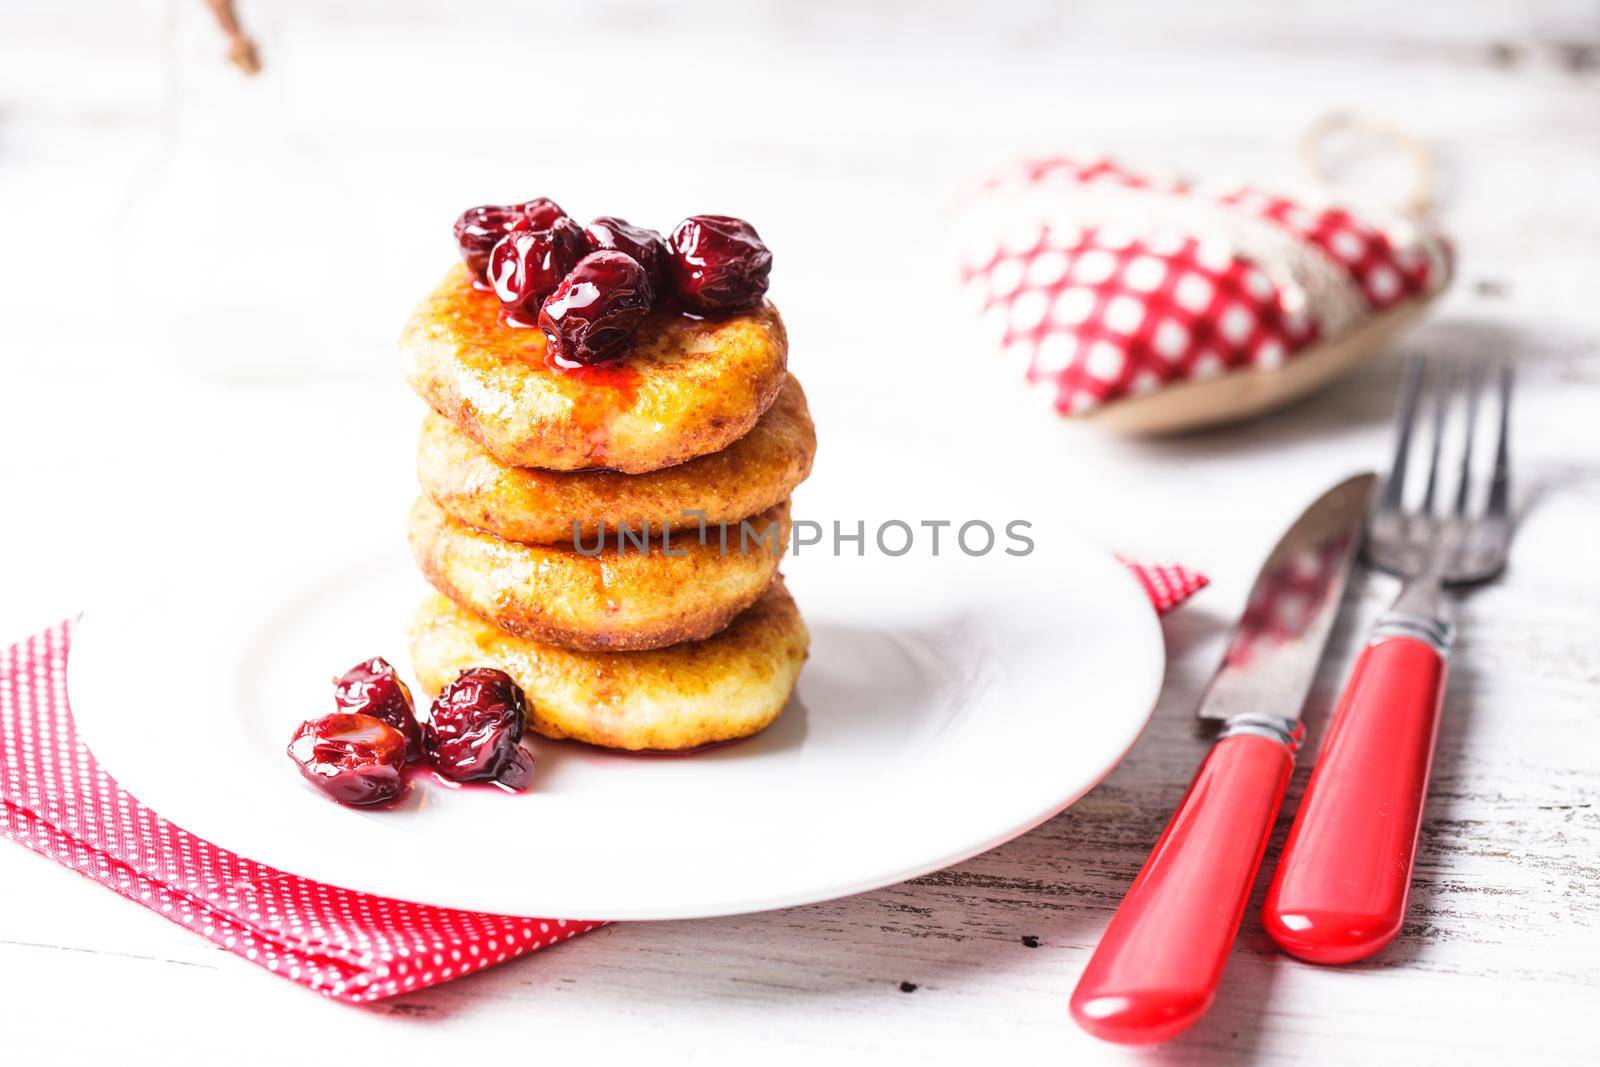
left=287, top=712, right=408, bottom=807
left=491, top=746, right=536, bottom=791
left=453, top=205, right=530, bottom=283
left=538, top=251, right=654, bottom=365
left=519, top=197, right=569, bottom=230
left=423, top=667, right=533, bottom=787
left=333, top=657, right=422, bottom=762
left=488, top=217, right=588, bottom=320
left=665, top=215, right=772, bottom=313
left=584, top=216, right=670, bottom=291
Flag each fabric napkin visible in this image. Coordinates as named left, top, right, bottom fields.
left=0, top=560, right=1205, bottom=1003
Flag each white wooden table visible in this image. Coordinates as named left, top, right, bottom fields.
left=2, top=2, right=1597, bottom=1062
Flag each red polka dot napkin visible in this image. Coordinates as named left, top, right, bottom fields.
left=1118, top=557, right=1210, bottom=616
left=0, top=560, right=1203, bottom=1003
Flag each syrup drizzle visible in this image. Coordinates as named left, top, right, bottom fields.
left=482, top=288, right=645, bottom=462
left=449, top=269, right=762, bottom=470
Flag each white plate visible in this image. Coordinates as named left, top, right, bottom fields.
left=68, top=430, right=1163, bottom=920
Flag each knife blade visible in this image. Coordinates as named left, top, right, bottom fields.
left=1197, top=472, right=1375, bottom=725
left=1070, top=472, right=1374, bottom=1046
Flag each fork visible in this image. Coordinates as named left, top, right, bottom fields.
left=1261, top=354, right=1515, bottom=964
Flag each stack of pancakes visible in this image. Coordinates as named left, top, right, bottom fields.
left=400, top=265, right=815, bottom=751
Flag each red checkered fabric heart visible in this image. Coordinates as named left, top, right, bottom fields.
left=0, top=560, right=1202, bottom=1002
left=958, top=156, right=1450, bottom=416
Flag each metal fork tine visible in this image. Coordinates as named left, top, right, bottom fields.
left=1367, top=355, right=1515, bottom=586
left=1421, top=359, right=1453, bottom=515
left=1488, top=360, right=1514, bottom=517
left=1380, top=356, right=1426, bottom=511
left=1454, top=360, right=1484, bottom=515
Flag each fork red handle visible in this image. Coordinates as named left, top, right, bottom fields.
left=1263, top=634, right=1448, bottom=964
left=1071, top=728, right=1296, bottom=1044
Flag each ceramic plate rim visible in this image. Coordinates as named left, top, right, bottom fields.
left=66, top=448, right=1165, bottom=920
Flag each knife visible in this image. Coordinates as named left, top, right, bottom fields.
left=1070, top=472, right=1375, bottom=1045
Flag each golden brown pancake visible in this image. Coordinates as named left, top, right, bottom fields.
left=407, top=495, right=791, bottom=651
left=410, top=581, right=808, bottom=751
left=401, top=264, right=789, bottom=473
left=417, top=376, right=816, bottom=544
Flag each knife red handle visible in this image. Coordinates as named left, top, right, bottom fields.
left=1070, top=728, right=1296, bottom=1045
left=1263, top=635, right=1447, bottom=964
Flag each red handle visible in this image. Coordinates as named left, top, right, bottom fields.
left=1263, top=635, right=1447, bottom=964
left=1070, top=732, right=1295, bottom=1045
